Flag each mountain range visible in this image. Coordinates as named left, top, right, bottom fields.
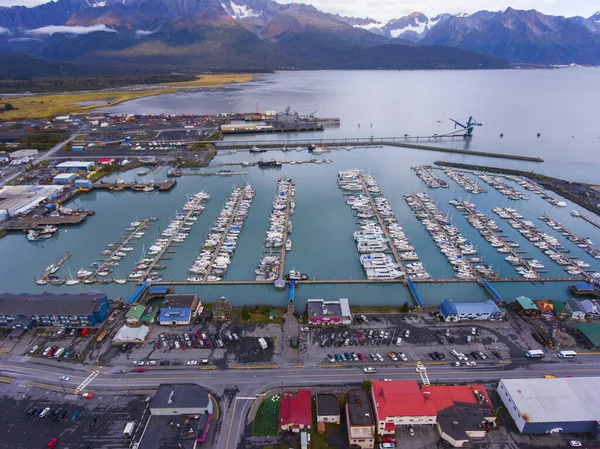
left=0, top=0, right=597, bottom=74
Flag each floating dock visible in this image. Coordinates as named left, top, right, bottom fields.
left=358, top=174, right=407, bottom=279
left=40, top=251, right=72, bottom=279
left=277, top=182, right=294, bottom=279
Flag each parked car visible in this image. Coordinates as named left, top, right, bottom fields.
left=135, top=367, right=146, bottom=373
left=29, top=345, right=39, bottom=354
left=59, top=376, right=70, bottom=381
left=186, top=360, right=198, bottom=366
left=132, top=360, right=145, bottom=366
left=364, top=367, right=377, bottom=373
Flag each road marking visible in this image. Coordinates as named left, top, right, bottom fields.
left=232, top=365, right=278, bottom=370
left=0, top=376, right=13, bottom=384
left=209, top=394, right=220, bottom=421
left=292, top=365, right=304, bottom=369
left=236, top=397, right=258, bottom=400
left=75, top=371, right=99, bottom=394
left=225, top=399, right=237, bottom=449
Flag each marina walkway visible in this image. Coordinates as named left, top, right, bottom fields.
left=149, top=276, right=581, bottom=286
left=358, top=174, right=407, bottom=280
left=454, top=200, right=539, bottom=280
left=91, top=218, right=151, bottom=278
left=277, top=182, right=294, bottom=280
left=202, top=190, right=245, bottom=282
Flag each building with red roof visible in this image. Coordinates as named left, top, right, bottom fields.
left=371, top=380, right=496, bottom=447
left=279, top=390, right=312, bottom=432
left=98, top=158, right=116, bottom=165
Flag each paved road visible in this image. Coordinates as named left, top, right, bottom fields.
left=0, top=134, right=78, bottom=188
left=2, top=358, right=600, bottom=449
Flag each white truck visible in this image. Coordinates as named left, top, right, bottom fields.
left=123, top=421, right=135, bottom=438
left=258, top=338, right=268, bottom=350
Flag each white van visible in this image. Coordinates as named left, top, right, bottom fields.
left=39, top=407, right=51, bottom=418
left=396, top=337, right=402, bottom=346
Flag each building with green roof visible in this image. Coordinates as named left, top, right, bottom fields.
left=574, top=322, right=600, bottom=348
left=552, top=300, right=568, bottom=319
left=126, top=304, right=159, bottom=325
left=514, top=296, right=540, bottom=317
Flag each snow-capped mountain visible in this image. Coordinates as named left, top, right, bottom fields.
left=0, top=0, right=598, bottom=67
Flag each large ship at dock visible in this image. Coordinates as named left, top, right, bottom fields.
left=221, top=106, right=338, bottom=135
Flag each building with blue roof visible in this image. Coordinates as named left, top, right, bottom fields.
left=158, top=308, right=192, bottom=326
left=439, top=299, right=503, bottom=322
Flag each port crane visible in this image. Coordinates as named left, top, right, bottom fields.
left=449, top=116, right=482, bottom=138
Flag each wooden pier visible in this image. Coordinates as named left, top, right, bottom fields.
left=7, top=214, right=87, bottom=231
left=454, top=200, right=540, bottom=280
left=542, top=214, right=600, bottom=257
left=91, top=218, right=151, bottom=278
left=277, top=182, right=294, bottom=279
left=148, top=276, right=583, bottom=287
left=581, top=214, right=600, bottom=230
left=409, top=195, right=484, bottom=281
left=40, top=251, right=72, bottom=279
left=142, top=209, right=199, bottom=278
left=359, top=174, right=407, bottom=278
left=202, top=190, right=246, bottom=282
left=94, top=179, right=176, bottom=192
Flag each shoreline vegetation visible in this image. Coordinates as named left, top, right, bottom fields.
left=0, top=73, right=257, bottom=120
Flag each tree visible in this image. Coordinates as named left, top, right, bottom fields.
left=361, top=380, right=372, bottom=391
left=241, top=305, right=250, bottom=321
left=399, top=302, right=410, bottom=313
left=3, top=103, right=15, bottom=111
left=338, top=395, right=346, bottom=408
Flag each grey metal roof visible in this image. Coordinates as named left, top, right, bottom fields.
left=567, top=298, right=587, bottom=313
left=316, top=394, right=339, bottom=417
left=500, top=377, right=600, bottom=423
left=0, top=292, right=106, bottom=316
left=151, top=384, right=209, bottom=411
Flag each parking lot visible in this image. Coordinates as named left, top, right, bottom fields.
left=307, top=314, right=514, bottom=368
left=1, top=384, right=148, bottom=449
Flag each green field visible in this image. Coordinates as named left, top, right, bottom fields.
left=253, top=395, right=281, bottom=436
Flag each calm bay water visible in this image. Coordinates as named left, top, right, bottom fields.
left=1, top=70, right=600, bottom=308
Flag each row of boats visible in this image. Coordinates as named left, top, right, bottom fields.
left=412, top=166, right=449, bottom=189
left=255, top=177, right=295, bottom=281
left=443, top=168, right=486, bottom=194
left=507, top=175, right=567, bottom=207
left=188, top=185, right=255, bottom=282
left=452, top=200, right=541, bottom=279
left=476, top=173, right=530, bottom=201
left=541, top=215, right=600, bottom=260
left=406, top=193, right=495, bottom=280
left=26, top=225, right=58, bottom=242
left=338, top=169, right=426, bottom=280
left=494, top=206, right=591, bottom=276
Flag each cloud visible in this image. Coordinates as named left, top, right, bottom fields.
left=135, top=29, right=158, bottom=38
left=9, top=36, right=43, bottom=41
left=0, top=26, right=12, bottom=35
left=25, top=24, right=117, bottom=35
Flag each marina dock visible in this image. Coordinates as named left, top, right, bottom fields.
left=202, top=191, right=245, bottom=282
left=7, top=214, right=87, bottom=231
left=581, top=214, right=600, bottom=230
left=540, top=214, right=600, bottom=262
left=94, top=180, right=176, bottom=192
left=277, top=182, right=294, bottom=279
left=39, top=251, right=72, bottom=279
left=91, top=218, right=151, bottom=278
left=453, top=200, right=539, bottom=279
left=149, top=276, right=582, bottom=286
left=359, top=174, right=407, bottom=279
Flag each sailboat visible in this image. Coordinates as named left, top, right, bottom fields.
left=66, top=268, right=80, bottom=285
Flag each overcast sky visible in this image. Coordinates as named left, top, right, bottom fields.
left=0, top=0, right=597, bottom=22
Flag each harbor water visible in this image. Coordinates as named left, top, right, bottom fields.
left=1, top=69, right=600, bottom=308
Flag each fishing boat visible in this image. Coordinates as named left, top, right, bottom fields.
left=36, top=278, right=48, bottom=285
left=250, top=146, right=266, bottom=153
left=285, top=270, right=308, bottom=281
left=137, top=169, right=150, bottom=176
left=571, top=210, right=581, bottom=217
left=286, top=239, right=292, bottom=251
left=167, top=170, right=182, bottom=178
